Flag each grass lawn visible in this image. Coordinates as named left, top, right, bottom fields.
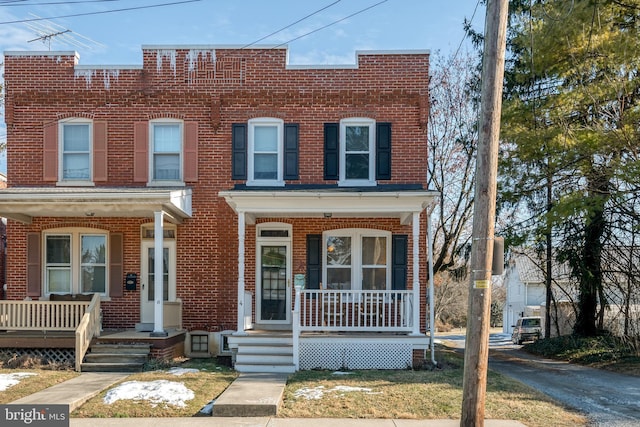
left=279, top=349, right=586, bottom=427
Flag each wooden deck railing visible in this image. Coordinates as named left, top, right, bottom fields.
left=0, top=299, right=91, bottom=330
left=0, top=296, right=102, bottom=372
left=75, top=294, right=102, bottom=372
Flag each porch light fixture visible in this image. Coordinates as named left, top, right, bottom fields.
left=323, top=212, right=332, bottom=218
left=85, top=212, right=95, bottom=217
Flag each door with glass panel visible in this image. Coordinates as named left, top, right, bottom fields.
left=140, top=240, right=176, bottom=324
left=257, top=243, right=291, bottom=324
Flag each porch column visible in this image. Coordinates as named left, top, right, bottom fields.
left=151, top=211, right=167, bottom=337
left=411, top=211, right=421, bottom=335
left=235, top=211, right=247, bottom=335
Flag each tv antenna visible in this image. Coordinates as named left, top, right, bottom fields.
left=25, top=13, right=105, bottom=51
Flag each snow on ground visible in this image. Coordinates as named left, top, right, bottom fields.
left=293, top=384, right=382, bottom=400
left=0, top=372, right=36, bottom=392
left=103, top=380, right=195, bottom=408
left=166, top=367, right=200, bottom=376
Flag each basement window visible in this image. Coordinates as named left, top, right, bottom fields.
left=190, top=333, right=209, bottom=353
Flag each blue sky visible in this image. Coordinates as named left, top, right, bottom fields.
left=0, top=0, right=485, bottom=173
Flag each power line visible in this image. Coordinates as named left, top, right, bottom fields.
left=0, top=0, right=201, bottom=24
left=273, top=0, right=389, bottom=49
left=242, top=0, right=342, bottom=49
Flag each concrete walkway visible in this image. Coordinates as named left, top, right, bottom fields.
left=9, top=371, right=526, bottom=426
left=10, top=372, right=129, bottom=412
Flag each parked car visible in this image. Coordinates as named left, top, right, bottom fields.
left=511, top=316, right=542, bottom=344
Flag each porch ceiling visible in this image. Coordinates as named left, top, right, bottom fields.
left=218, top=189, right=439, bottom=225
left=0, top=187, right=192, bottom=224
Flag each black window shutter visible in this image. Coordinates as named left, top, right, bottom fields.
left=284, top=123, right=299, bottom=180
left=324, top=123, right=339, bottom=180
left=306, top=234, right=322, bottom=290
left=376, top=122, right=392, bottom=180
left=392, top=234, right=408, bottom=290
left=232, top=123, right=247, bottom=180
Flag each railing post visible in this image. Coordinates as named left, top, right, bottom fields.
left=292, top=285, right=301, bottom=370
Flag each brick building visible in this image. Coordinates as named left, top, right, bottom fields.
left=1, top=46, right=437, bottom=371
left=0, top=172, right=5, bottom=299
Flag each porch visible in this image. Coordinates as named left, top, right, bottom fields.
left=0, top=297, right=186, bottom=371
left=228, top=288, right=429, bottom=372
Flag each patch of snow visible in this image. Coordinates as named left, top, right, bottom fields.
left=103, top=380, right=194, bottom=408
left=0, top=373, right=37, bottom=392
left=167, top=367, right=199, bottom=376
left=332, top=371, right=353, bottom=375
left=199, top=399, right=215, bottom=415
left=293, top=384, right=381, bottom=400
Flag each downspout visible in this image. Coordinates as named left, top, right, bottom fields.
left=427, top=210, right=437, bottom=367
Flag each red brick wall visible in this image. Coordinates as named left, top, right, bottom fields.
left=3, top=47, right=430, bottom=331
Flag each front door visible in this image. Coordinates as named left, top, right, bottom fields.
left=257, top=243, right=291, bottom=324
left=140, top=240, right=176, bottom=324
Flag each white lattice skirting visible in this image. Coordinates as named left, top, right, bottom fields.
left=299, top=341, right=413, bottom=370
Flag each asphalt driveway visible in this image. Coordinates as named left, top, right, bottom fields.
left=437, top=330, right=640, bottom=426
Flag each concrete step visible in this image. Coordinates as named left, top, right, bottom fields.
left=235, top=353, right=293, bottom=365
left=84, top=353, right=149, bottom=364
left=80, top=362, right=145, bottom=373
left=212, top=373, right=287, bottom=417
left=90, top=343, right=151, bottom=354
left=236, top=344, right=293, bottom=355
left=233, top=363, right=296, bottom=374
left=227, top=334, right=293, bottom=348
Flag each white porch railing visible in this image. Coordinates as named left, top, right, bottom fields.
left=0, top=296, right=102, bottom=372
left=296, top=289, right=414, bottom=332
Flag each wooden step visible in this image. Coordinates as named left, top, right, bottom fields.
left=80, top=362, right=145, bottom=373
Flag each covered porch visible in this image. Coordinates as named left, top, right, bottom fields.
left=220, top=187, right=439, bottom=371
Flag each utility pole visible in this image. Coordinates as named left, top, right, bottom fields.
left=461, top=0, right=509, bottom=426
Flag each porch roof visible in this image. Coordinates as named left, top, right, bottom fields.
left=0, top=187, right=192, bottom=224
left=219, top=186, right=439, bottom=225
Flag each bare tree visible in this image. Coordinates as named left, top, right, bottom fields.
left=428, top=50, right=480, bottom=327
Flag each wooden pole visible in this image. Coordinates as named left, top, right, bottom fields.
left=461, top=0, right=509, bottom=425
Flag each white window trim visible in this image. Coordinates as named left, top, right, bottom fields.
left=339, top=117, right=376, bottom=187
left=322, top=228, right=391, bottom=291
left=44, top=227, right=109, bottom=297
left=58, top=118, right=93, bottom=186
left=148, top=119, right=184, bottom=186
left=247, top=117, right=284, bottom=187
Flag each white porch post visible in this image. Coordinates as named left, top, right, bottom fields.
left=235, top=211, right=247, bottom=335
left=411, top=211, right=421, bottom=335
left=151, top=211, right=167, bottom=337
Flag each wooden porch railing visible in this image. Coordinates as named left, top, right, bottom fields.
left=297, top=289, right=414, bottom=332
left=75, top=294, right=102, bottom=372
left=0, top=295, right=102, bottom=372
left=0, top=298, right=91, bottom=330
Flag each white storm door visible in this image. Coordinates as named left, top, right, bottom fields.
left=257, top=242, right=291, bottom=324
left=140, top=240, right=176, bottom=323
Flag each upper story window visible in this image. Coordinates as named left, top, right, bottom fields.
left=44, top=229, right=108, bottom=296
left=151, top=120, right=183, bottom=184
left=231, top=119, right=299, bottom=186
left=59, top=119, right=92, bottom=183
left=248, top=118, right=284, bottom=186
left=340, top=118, right=375, bottom=186
left=324, top=119, right=391, bottom=186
